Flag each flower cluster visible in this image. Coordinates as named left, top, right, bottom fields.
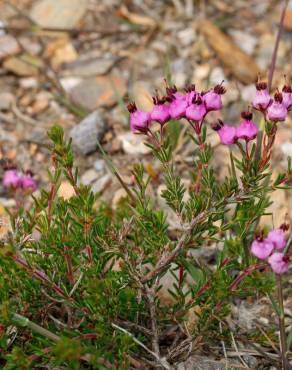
left=253, top=81, right=291, bottom=121
left=3, top=169, right=37, bottom=192
left=127, top=82, right=226, bottom=133
left=212, top=111, right=258, bottom=145
left=251, top=225, right=289, bottom=274
left=128, top=79, right=291, bottom=148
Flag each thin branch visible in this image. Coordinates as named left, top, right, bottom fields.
left=141, top=212, right=207, bottom=283
left=145, top=284, right=160, bottom=356
left=267, top=0, right=288, bottom=92
left=111, top=323, right=172, bottom=370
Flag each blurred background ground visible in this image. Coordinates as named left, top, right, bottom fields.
left=0, top=0, right=291, bottom=219
left=0, top=1, right=292, bottom=368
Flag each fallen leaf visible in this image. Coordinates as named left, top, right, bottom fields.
left=30, top=0, right=88, bottom=30
left=284, top=9, right=292, bottom=31
left=117, top=5, right=157, bottom=28
left=199, top=20, right=261, bottom=84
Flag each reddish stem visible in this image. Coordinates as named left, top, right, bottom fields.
left=64, top=245, right=74, bottom=284
left=13, top=255, right=68, bottom=298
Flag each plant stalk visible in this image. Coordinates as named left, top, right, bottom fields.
left=276, top=274, right=289, bottom=370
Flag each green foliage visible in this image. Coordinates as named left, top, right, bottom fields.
left=0, top=118, right=291, bottom=368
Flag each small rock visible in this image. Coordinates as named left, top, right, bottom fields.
left=281, top=142, right=292, bottom=157
left=30, top=0, right=88, bottom=30
left=70, top=110, right=106, bottom=155
left=3, top=56, right=39, bottom=76
left=81, top=169, right=99, bottom=185
left=0, top=35, right=20, bottom=60
left=0, top=92, right=14, bottom=110
left=60, top=77, right=82, bottom=91
left=112, top=188, right=128, bottom=209
left=178, top=356, right=227, bottom=370
left=64, top=55, right=118, bottom=76
left=241, top=84, right=256, bottom=102
left=47, top=39, right=78, bottom=69
left=173, top=72, right=187, bottom=88
left=119, top=132, right=151, bottom=155
left=58, top=181, right=75, bottom=199
left=93, top=159, right=105, bottom=172
left=192, top=64, right=210, bottom=81
left=228, top=30, right=257, bottom=56
left=177, top=27, right=196, bottom=46
left=92, top=174, right=111, bottom=194
left=209, top=66, right=226, bottom=85
left=70, top=75, right=126, bottom=110
left=19, top=77, right=38, bottom=89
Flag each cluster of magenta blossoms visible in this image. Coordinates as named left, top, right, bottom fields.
left=3, top=169, right=37, bottom=193
left=127, top=82, right=226, bottom=134
left=251, top=225, right=290, bottom=274
left=213, top=81, right=292, bottom=146
left=127, top=79, right=292, bottom=146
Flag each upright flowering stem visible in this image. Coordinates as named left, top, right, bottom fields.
left=276, top=274, right=289, bottom=370
left=267, top=0, right=288, bottom=92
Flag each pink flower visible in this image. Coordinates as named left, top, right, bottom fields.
left=268, top=252, right=289, bottom=274
left=212, top=120, right=237, bottom=145
left=3, top=169, right=21, bottom=188
left=150, top=96, right=170, bottom=124
left=236, top=112, right=258, bottom=141
left=251, top=238, right=274, bottom=260
left=252, top=81, right=272, bottom=111
left=282, top=85, right=292, bottom=110
left=266, top=228, right=286, bottom=250
left=267, top=93, right=288, bottom=122
left=20, top=173, right=37, bottom=192
left=128, top=102, right=150, bottom=133
left=169, top=97, right=188, bottom=119
left=185, top=84, right=196, bottom=105
left=185, top=96, right=206, bottom=121
left=203, top=83, right=226, bottom=111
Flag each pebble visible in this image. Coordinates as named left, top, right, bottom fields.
left=0, top=92, right=14, bottom=110
left=241, top=84, right=256, bottom=102
left=281, top=142, right=292, bottom=157
left=209, top=66, right=226, bottom=85
left=0, top=35, right=20, bottom=60
left=92, top=173, right=111, bottom=194
left=3, top=56, right=39, bottom=77
left=112, top=188, right=128, bottom=209
left=80, top=169, right=99, bottom=185
left=19, top=77, right=38, bottom=89
left=94, top=159, right=106, bottom=172
left=30, top=0, right=88, bottom=30
left=70, top=110, right=106, bottom=155
left=177, top=27, right=196, bottom=46
left=228, top=29, right=257, bottom=56
left=70, top=75, right=126, bottom=110
left=119, top=132, right=151, bottom=155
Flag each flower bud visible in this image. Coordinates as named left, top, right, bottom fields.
left=128, top=102, right=150, bottom=133
left=282, top=85, right=292, bottom=110
left=267, top=92, right=288, bottom=122
left=252, top=81, right=272, bottom=111
left=212, top=120, right=237, bottom=145
left=268, top=252, right=289, bottom=274
left=185, top=96, right=206, bottom=121
left=203, top=83, right=225, bottom=111
left=21, top=172, right=38, bottom=192
left=3, top=169, right=21, bottom=189
left=266, top=228, right=286, bottom=250
left=251, top=238, right=274, bottom=260
left=150, top=96, right=170, bottom=124
left=236, top=111, right=258, bottom=141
